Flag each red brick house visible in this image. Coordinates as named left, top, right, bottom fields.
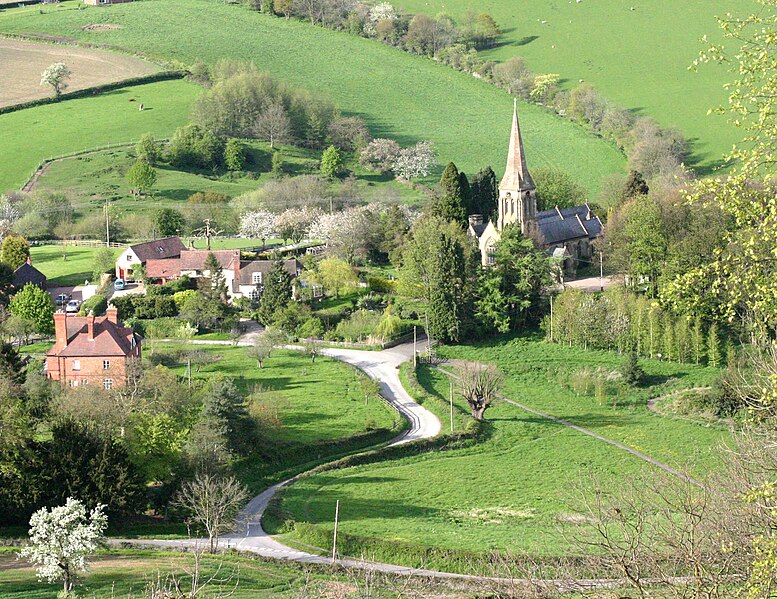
left=46, top=307, right=142, bottom=389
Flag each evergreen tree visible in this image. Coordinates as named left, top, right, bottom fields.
left=470, top=166, right=498, bottom=221
left=661, top=314, right=675, bottom=361
left=623, top=170, right=649, bottom=198
left=428, top=235, right=464, bottom=342
left=458, top=171, right=472, bottom=216
left=621, top=347, right=645, bottom=386
left=675, top=317, right=690, bottom=363
left=1, top=235, right=30, bottom=271
left=431, top=162, right=467, bottom=226
left=224, top=138, right=246, bottom=171
left=202, top=253, right=227, bottom=303
left=256, top=260, right=292, bottom=325
left=320, top=145, right=343, bottom=179
left=271, top=151, right=284, bottom=178
left=707, top=323, right=722, bottom=367
left=199, top=377, right=254, bottom=455
left=691, top=318, right=706, bottom=364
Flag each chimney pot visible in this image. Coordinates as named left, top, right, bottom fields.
left=106, top=306, right=118, bottom=324
left=87, top=311, right=95, bottom=340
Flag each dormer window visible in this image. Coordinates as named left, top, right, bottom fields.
left=252, top=272, right=263, bottom=285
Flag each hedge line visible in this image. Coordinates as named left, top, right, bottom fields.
left=0, top=69, right=187, bottom=116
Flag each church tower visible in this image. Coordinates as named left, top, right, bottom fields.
left=497, top=99, right=536, bottom=235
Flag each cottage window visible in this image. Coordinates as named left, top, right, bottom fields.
left=103, top=379, right=113, bottom=390
left=248, top=288, right=260, bottom=300
left=72, top=359, right=80, bottom=371
left=252, top=272, right=263, bottom=285
left=103, top=360, right=110, bottom=370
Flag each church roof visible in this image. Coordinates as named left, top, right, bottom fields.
left=500, top=99, right=535, bottom=192
left=536, top=204, right=603, bottom=244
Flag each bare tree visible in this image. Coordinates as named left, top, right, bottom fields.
left=144, top=548, right=240, bottom=598
left=248, top=328, right=285, bottom=368
left=458, top=362, right=503, bottom=421
left=173, top=473, right=249, bottom=553
left=253, top=103, right=292, bottom=149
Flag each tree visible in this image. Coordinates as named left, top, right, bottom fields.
left=239, top=211, right=274, bottom=246
left=135, top=133, right=159, bottom=166
left=707, top=323, right=722, bottom=368
left=1, top=234, right=30, bottom=270
left=19, top=498, right=107, bottom=596
left=180, top=292, right=226, bottom=330
left=458, top=362, right=503, bottom=421
left=255, top=260, right=292, bottom=325
left=431, top=162, right=468, bottom=226
left=248, top=329, right=280, bottom=368
left=532, top=167, right=587, bottom=211
left=9, top=283, right=53, bottom=335
left=620, top=348, right=645, bottom=386
left=202, top=253, right=228, bottom=304
left=173, top=473, right=248, bottom=553
left=271, top=151, right=284, bottom=178
left=167, top=124, right=224, bottom=170
left=475, top=224, right=551, bottom=332
left=318, top=257, right=357, bottom=298
left=223, top=138, right=246, bottom=171
left=272, top=207, right=319, bottom=244
left=126, top=160, right=157, bottom=197
left=91, top=247, right=115, bottom=282
left=253, top=103, right=292, bottom=149
left=199, top=377, right=254, bottom=454
left=470, top=166, right=498, bottom=220
left=391, top=140, right=435, bottom=179
left=320, top=145, right=343, bottom=179
left=359, top=138, right=401, bottom=173
left=155, top=208, right=185, bottom=238
left=327, top=115, right=370, bottom=151
left=623, top=169, right=649, bottom=198
left=40, top=62, right=71, bottom=98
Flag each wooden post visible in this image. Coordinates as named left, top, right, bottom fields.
left=550, top=294, right=554, bottom=343
left=599, top=252, right=604, bottom=292
left=187, top=358, right=192, bottom=390
left=332, top=499, right=340, bottom=565
left=413, top=326, right=417, bottom=368
left=449, top=381, right=454, bottom=433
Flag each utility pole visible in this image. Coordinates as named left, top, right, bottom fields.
left=331, top=499, right=340, bottom=565
left=549, top=294, right=554, bottom=342
left=187, top=358, right=192, bottom=390
left=599, top=252, right=604, bottom=292
left=449, top=381, right=454, bottom=433
left=104, top=199, right=110, bottom=247
left=413, top=325, right=417, bottom=368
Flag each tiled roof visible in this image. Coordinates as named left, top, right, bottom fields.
left=129, top=237, right=186, bottom=263
left=178, top=250, right=240, bottom=271
left=536, top=203, right=602, bottom=244
left=48, top=315, right=137, bottom=357
left=145, top=258, right=181, bottom=279
left=12, top=261, right=46, bottom=289
left=238, top=259, right=302, bottom=285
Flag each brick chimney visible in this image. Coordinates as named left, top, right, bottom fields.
left=106, top=306, right=118, bottom=324
left=86, top=311, right=95, bottom=340
left=53, top=312, right=68, bottom=352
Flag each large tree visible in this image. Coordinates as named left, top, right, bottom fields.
left=431, top=162, right=468, bottom=226
left=199, top=377, right=254, bottom=455
left=458, top=362, right=503, bottom=421
left=9, top=283, right=53, bottom=335
left=476, top=224, right=551, bottom=333
left=470, top=166, right=498, bottom=221
left=532, top=166, right=587, bottom=211
left=1, top=234, right=30, bottom=271
left=253, top=103, right=292, bottom=149
left=154, top=208, right=185, bottom=238
left=40, top=62, right=71, bottom=98
left=126, top=160, right=157, bottom=197
left=255, top=260, right=292, bottom=325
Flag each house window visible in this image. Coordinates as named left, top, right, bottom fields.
left=248, top=288, right=261, bottom=300
left=72, top=359, right=80, bottom=371
left=103, top=379, right=113, bottom=390
left=103, top=360, right=110, bottom=370
left=252, top=272, right=263, bottom=285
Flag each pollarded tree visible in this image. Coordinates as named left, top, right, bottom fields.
left=9, top=283, right=53, bottom=335
left=19, top=498, right=107, bottom=596
left=320, top=145, right=343, bottom=179
left=1, top=234, right=30, bottom=270
left=255, top=260, right=292, bottom=325
left=126, top=160, right=157, bottom=197
left=40, top=62, right=71, bottom=98
left=458, top=361, right=503, bottom=421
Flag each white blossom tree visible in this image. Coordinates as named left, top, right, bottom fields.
left=19, top=498, right=108, bottom=596
left=40, top=62, right=71, bottom=98
left=392, top=140, right=435, bottom=179
left=359, top=138, right=401, bottom=173
left=273, top=206, right=321, bottom=244
left=0, top=195, right=20, bottom=236
left=309, top=204, right=382, bottom=263
left=364, top=2, right=397, bottom=36
left=239, top=210, right=275, bottom=246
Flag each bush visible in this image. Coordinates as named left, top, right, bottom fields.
left=333, top=309, right=382, bottom=342
left=367, top=275, right=397, bottom=294
left=78, top=294, right=108, bottom=317
left=131, top=317, right=197, bottom=339
left=172, top=290, right=198, bottom=311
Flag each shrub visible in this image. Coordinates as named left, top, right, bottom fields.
left=367, top=275, right=397, bottom=294
left=78, top=294, right=108, bottom=317
left=172, top=290, right=198, bottom=311
left=333, top=309, right=382, bottom=342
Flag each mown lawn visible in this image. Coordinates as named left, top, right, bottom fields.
left=0, top=0, right=625, bottom=195
left=394, top=0, right=749, bottom=170
left=30, top=244, right=120, bottom=287
left=145, top=343, right=402, bottom=492
left=271, top=334, right=728, bottom=567
left=0, top=78, right=200, bottom=191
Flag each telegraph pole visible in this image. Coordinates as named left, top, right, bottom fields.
left=599, top=252, right=604, bottom=292
left=549, top=294, right=554, bottom=342
left=331, top=500, right=340, bottom=565
left=449, top=381, right=454, bottom=433
left=104, top=199, right=110, bottom=247
left=413, top=326, right=417, bottom=368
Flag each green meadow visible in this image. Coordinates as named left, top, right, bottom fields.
left=270, top=335, right=727, bottom=568
left=395, top=0, right=751, bottom=169
left=0, top=79, right=199, bottom=191
left=0, top=0, right=625, bottom=195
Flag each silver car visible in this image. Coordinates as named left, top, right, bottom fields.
left=65, top=299, right=81, bottom=313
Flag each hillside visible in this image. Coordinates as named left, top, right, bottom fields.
left=395, top=0, right=751, bottom=169
left=0, top=0, right=625, bottom=195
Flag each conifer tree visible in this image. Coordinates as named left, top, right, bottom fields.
left=431, top=162, right=467, bottom=226
left=661, top=315, right=675, bottom=361
left=707, top=323, right=722, bottom=367
left=458, top=171, right=472, bottom=216
left=675, top=317, right=690, bottom=363
left=470, top=166, right=498, bottom=220
left=691, top=317, right=706, bottom=364
left=203, top=253, right=227, bottom=303
left=256, top=260, right=292, bottom=325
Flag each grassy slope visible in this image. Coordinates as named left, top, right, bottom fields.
left=395, top=0, right=749, bottom=169
left=0, top=79, right=199, bottom=191
left=0, top=0, right=625, bottom=195
left=274, top=335, right=727, bottom=561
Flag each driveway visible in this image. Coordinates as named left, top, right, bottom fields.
left=107, top=281, right=145, bottom=300
left=48, top=284, right=97, bottom=305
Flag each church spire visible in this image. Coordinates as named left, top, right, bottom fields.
left=500, top=99, right=535, bottom=192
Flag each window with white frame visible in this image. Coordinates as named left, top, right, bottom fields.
left=103, top=360, right=110, bottom=370
left=248, top=288, right=260, bottom=300
left=103, top=379, right=113, bottom=390
left=72, top=359, right=80, bottom=371
left=252, top=271, right=263, bottom=285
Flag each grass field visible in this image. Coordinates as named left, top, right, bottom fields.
left=145, top=343, right=402, bottom=492
left=394, top=0, right=750, bottom=169
left=32, top=141, right=426, bottom=215
left=0, top=38, right=158, bottom=107
left=0, top=0, right=625, bottom=197
left=271, top=334, right=727, bottom=567
left=0, top=78, right=199, bottom=191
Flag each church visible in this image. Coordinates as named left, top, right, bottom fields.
left=468, top=100, right=602, bottom=273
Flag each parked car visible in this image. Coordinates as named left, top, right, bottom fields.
left=55, top=293, right=71, bottom=306
left=113, top=278, right=126, bottom=291
left=65, top=299, right=81, bottom=313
